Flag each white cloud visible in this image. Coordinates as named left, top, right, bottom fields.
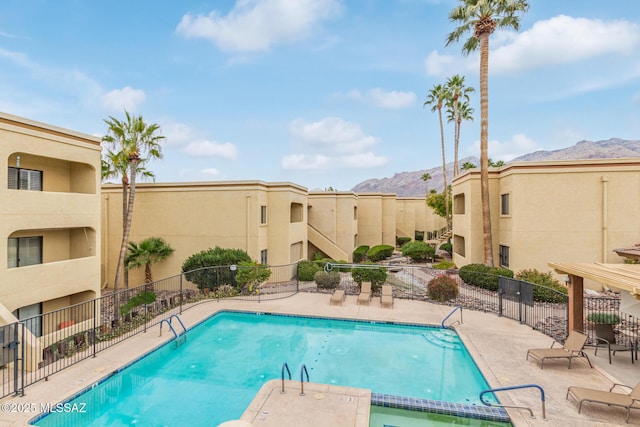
left=160, top=121, right=193, bottom=147
left=281, top=152, right=387, bottom=170
left=101, top=86, right=146, bottom=112
left=183, top=140, right=238, bottom=159
left=176, top=0, right=342, bottom=52
left=466, top=134, right=539, bottom=162
left=426, top=15, right=640, bottom=76
left=368, top=88, right=416, bottom=109
left=201, top=168, right=222, bottom=177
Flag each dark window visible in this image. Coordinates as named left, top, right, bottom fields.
left=499, top=245, right=510, bottom=268
left=260, top=249, right=268, bottom=265
left=260, top=206, right=267, bottom=224
left=8, top=167, right=43, bottom=191
left=13, top=303, right=42, bottom=338
left=501, top=193, right=510, bottom=215
left=8, top=237, right=43, bottom=268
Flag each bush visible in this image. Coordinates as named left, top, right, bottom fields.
left=351, top=262, right=387, bottom=292
left=314, top=271, right=341, bottom=289
left=458, top=263, right=514, bottom=291
left=182, top=247, right=252, bottom=291
left=432, top=261, right=456, bottom=270
left=401, top=241, right=435, bottom=262
left=428, top=275, right=459, bottom=302
left=120, top=291, right=156, bottom=315
left=415, top=230, right=424, bottom=241
left=396, top=236, right=411, bottom=247
left=367, top=245, right=394, bottom=262
left=353, top=245, right=369, bottom=263
left=515, top=268, right=568, bottom=303
left=439, top=242, right=452, bottom=254
left=298, top=260, right=322, bottom=281
left=587, top=313, right=621, bottom=324
left=235, top=261, right=272, bottom=294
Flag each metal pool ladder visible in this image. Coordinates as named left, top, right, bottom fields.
left=441, top=306, right=463, bottom=328
left=281, top=362, right=291, bottom=393
left=159, top=314, right=187, bottom=343
left=480, top=384, right=546, bottom=420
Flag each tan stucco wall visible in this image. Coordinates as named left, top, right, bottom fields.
left=307, top=192, right=357, bottom=260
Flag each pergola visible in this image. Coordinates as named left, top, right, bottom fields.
left=549, top=262, right=640, bottom=332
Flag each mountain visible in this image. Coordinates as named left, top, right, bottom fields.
left=351, top=138, right=640, bottom=197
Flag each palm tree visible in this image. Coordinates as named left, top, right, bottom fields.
left=446, top=0, right=529, bottom=266
left=126, top=237, right=175, bottom=285
left=102, top=111, right=164, bottom=291
left=420, top=173, right=432, bottom=198
left=445, top=75, right=475, bottom=177
left=424, top=84, right=451, bottom=231
left=461, top=161, right=477, bottom=170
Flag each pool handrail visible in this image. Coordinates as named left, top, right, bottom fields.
left=299, top=364, right=309, bottom=396
left=169, top=314, right=187, bottom=338
left=159, top=314, right=187, bottom=341
left=480, top=384, right=546, bottom=420
left=281, top=362, right=291, bottom=393
left=158, top=318, right=178, bottom=339
left=441, top=306, right=463, bottom=328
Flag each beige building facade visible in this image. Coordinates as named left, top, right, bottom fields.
left=0, top=112, right=101, bottom=368
left=452, top=159, right=640, bottom=282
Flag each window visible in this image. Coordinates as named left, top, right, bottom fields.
left=7, top=237, right=43, bottom=268
left=499, top=245, right=510, bottom=268
left=260, top=206, right=267, bottom=224
left=453, top=235, right=465, bottom=257
left=260, top=249, right=268, bottom=265
left=13, top=303, right=42, bottom=338
left=500, top=194, right=510, bottom=215
left=453, top=193, right=465, bottom=214
left=8, top=167, right=43, bottom=191
left=290, top=203, right=303, bottom=222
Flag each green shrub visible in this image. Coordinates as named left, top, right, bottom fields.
left=235, top=261, right=272, bottom=294
left=351, top=262, right=387, bottom=292
left=312, top=251, right=327, bottom=261
left=396, top=236, right=411, bottom=247
left=415, top=230, right=424, bottom=241
left=182, top=247, right=252, bottom=291
left=353, top=245, right=370, bottom=263
left=314, top=271, right=341, bottom=289
left=367, top=245, right=394, bottom=262
left=428, top=275, right=459, bottom=302
left=587, top=313, right=621, bottom=324
left=120, top=291, right=156, bottom=315
left=298, top=260, right=322, bottom=281
left=458, top=263, right=514, bottom=291
left=439, top=242, right=452, bottom=254
left=432, top=261, right=456, bottom=270
left=213, top=284, right=238, bottom=298
left=401, top=241, right=435, bottom=262
left=515, top=268, right=568, bottom=303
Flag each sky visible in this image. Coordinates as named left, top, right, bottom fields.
left=1, top=1, right=639, bottom=191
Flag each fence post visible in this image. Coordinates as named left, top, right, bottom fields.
left=93, top=298, right=97, bottom=358
left=498, top=289, right=503, bottom=317
left=19, top=323, right=25, bottom=396
left=180, top=274, right=183, bottom=315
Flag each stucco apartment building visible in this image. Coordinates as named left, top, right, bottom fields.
left=0, top=113, right=101, bottom=367
left=451, top=158, right=640, bottom=282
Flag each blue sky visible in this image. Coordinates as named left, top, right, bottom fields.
left=1, top=1, right=639, bottom=191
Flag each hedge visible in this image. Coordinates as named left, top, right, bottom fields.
left=351, top=263, right=387, bottom=291
left=401, top=241, right=435, bottom=262
left=515, top=268, right=568, bottom=303
left=367, top=245, right=394, bottom=262
left=458, top=263, right=514, bottom=291
left=314, top=271, right=341, bottom=289
left=396, top=236, right=411, bottom=247
left=298, top=260, right=322, bottom=281
left=353, top=245, right=369, bottom=263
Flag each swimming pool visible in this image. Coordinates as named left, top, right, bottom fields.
left=32, top=311, right=499, bottom=426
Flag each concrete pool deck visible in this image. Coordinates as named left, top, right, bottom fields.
left=1, top=292, right=639, bottom=426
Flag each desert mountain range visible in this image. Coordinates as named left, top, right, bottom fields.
left=351, top=138, right=640, bottom=197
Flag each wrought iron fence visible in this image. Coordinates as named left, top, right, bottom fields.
left=583, top=295, right=640, bottom=351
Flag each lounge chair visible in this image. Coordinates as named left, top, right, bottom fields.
left=566, top=382, right=640, bottom=423
left=593, top=323, right=635, bottom=364
left=330, top=289, right=345, bottom=306
left=357, top=281, right=372, bottom=305
left=526, top=330, right=592, bottom=369
left=380, top=285, right=393, bottom=308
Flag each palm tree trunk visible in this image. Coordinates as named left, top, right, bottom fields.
left=455, top=118, right=461, bottom=177
left=453, top=97, right=459, bottom=177
left=114, top=161, right=139, bottom=291
left=479, top=32, right=494, bottom=266
left=438, top=108, right=451, bottom=231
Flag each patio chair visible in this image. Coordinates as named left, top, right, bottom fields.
left=566, top=382, right=640, bottom=423
left=380, top=284, right=393, bottom=308
left=357, top=281, right=372, bottom=305
left=526, top=330, right=593, bottom=369
left=330, top=289, right=345, bottom=306
left=593, top=323, right=635, bottom=364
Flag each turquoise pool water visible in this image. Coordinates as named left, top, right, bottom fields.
left=33, top=311, right=496, bottom=426
left=369, top=406, right=511, bottom=427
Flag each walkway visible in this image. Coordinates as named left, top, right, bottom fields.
left=1, top=293, right=638, bottom=426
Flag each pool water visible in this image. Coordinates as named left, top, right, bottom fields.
left=369, top=406, right=511, bottom=427
left=33, top=311, right=497, bottom=426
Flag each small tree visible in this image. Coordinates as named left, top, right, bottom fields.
left=125, top=237, right=175, bottom=284
left=426, top=186, right=452, bottom=218
left=235, top=261, right=272, bottom=294
left=428, top=275, right=459, bottom=302
left=182, top=247, right=252, bottom=292
left=401, top=241, right=435, bottom=262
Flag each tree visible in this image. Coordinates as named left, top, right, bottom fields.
left=448, top=99, right=475, bottom=175
left=445, top=75, right=475, bottom=177
left=426, top=186, right=452, bottom=218
left=181, top=247, right=252, bottom=291
left=420, top=173, right=432, bottom=197
left=235, top=261, right=272, bottom=294
left=424, top=84, right=451, bottom=231
left=461, top=161, right=477, bottom=170
left=446, top=0, right=529, bottom=266
left=125, top=237, right=175, bottom=284
left=489, top=158, right=505, bottom=167
left=102, top=111, right=164, bottom=290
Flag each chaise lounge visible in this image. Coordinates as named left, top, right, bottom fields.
left=330, top=289, right=346, bottom=306
left=357, top=281, right=372, bottom=305
left=566, top=382, right=640, bottom=423
left=380, top=284, right=393, bottom=308
left=526, top=330, right=592, bottom=369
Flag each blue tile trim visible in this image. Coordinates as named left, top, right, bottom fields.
left=371, top=393, right=511, bottom=423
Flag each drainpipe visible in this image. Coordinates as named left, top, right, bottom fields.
left=246, top=193, right=251, bottom=253
left=601, top=176, right=609, bottom=263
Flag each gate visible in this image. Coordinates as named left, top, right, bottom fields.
left=498, top=277, right=534, bottom=323
left=0, top=322, right=23, bottom=398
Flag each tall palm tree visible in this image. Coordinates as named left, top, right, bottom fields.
left=446, top=99, right=475, bottom=175
left=424, top=84, right=451, bottom=231
left=421, top=173, right=432, bottom=198
left=446, top=0, right=529, bottom=266
left=445, top=75, right=474, bottom=177
left=126, top=237, right=175, bottom=285
left=102, top=111, right=164, bottom=291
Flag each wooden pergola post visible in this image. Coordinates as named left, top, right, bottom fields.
left=567, top=274, right=584, bottom=333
